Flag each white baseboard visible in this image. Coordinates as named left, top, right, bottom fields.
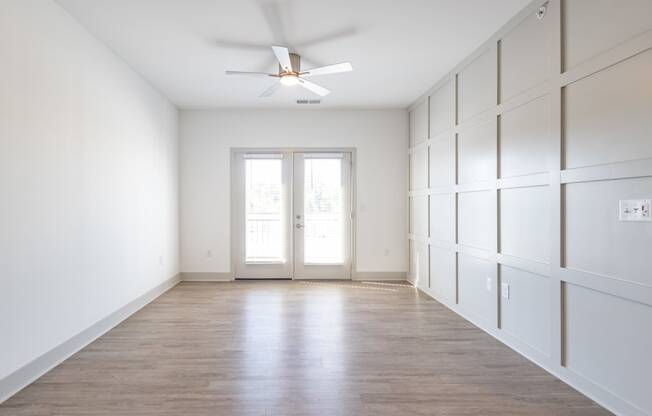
left=352, top=271, right=407, bottom=281
left=406, top=272, right=416, bottom=285
left=180, top=271, right=405, bottom=282
left=0, top=273, right=180, bottom=404
left=180, top=272, right=234, bottom=281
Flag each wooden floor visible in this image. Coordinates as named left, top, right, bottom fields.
left=1, top=281, right=610, bottom=416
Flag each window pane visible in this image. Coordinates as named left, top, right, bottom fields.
left=245, top=158, right=283, bottom=262
left=304, top=158, right=344, bottom=264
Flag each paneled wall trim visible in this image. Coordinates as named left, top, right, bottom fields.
left=407, top=1, right=652, bottom=415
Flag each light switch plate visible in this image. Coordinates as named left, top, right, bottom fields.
left=501, top=283, right=510, bottom=299
left=486, top=277, right=492, bottom=292
left=619, top=199, right=651, bottom=222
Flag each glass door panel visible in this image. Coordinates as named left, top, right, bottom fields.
left=293, top=152, right=352, bottom=279
left=303, top=158, right=344, bottom=264
left=233, top=152, right=291, bottom=279
left=245, top=158, right=284, bottom=262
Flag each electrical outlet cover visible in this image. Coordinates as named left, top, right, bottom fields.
left=619, top=199, right=651, bottom=222
left=501, top=283, right=510, bottom=299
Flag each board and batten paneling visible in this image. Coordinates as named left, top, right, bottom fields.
left=429, top=193, right=455, bottom=243
left=409, top=146, right=428, bottom=190
left=457, top=120, right=497, bottom=184
left=458, top=49, right=496, bottom=122
left=429, top=79, right=456, bottom=137
left=500, top=266, right=551, bottom=356
left=429, top=134, right=456, bottom=187
left=564, top=283, right=652, bottom=413
left=408, top=0, right=652, bottom=414
left=564, top=48, right=652, bottom=169
left=499, top=95, right=550, bottom=178
left=429, top=246, right=456, bottom=304
left=410, top=240, right=429, bottom=292
left=562, top=0, right=652, bottom=70
left=409, top=195, right=429, bottom=238
left=409, top=100, right=428, bottom=146
left=499, top=186, right=550, bottom=263
left=458, top=190, right=493, bottom=251
left=564, top=177, right=652, bottom=287
left=499, top=6, right=550, bottom=101
left=458, top=254, right=495, bottom=326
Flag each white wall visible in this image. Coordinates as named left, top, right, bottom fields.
left=408, top=1, right=652, bottom=415
left=0, top=0, right=179, bottom=382
left=179, top=109, right=407, bottom=276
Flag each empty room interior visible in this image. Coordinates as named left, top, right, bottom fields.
left=2, top=0, right=652, bottom=415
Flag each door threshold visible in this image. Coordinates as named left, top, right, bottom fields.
left=293, top=278, right=352, bottom=281
left=234, top=277, right=292, bottom=281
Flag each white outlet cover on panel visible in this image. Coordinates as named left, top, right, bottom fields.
left=501, top=283, right=510, bottom=299
left=486, top=276, right=492, bottom=292
left=619, top=199, right=651, bottom=222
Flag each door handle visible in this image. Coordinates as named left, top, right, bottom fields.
left=295, top=223, right=304, bottom=229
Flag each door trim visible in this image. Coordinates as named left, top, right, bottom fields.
left=292, top=151, right=353, bottom=279
left=230, top=147, right=357, bottom=280
left=231, top=151, right=293, bottom=279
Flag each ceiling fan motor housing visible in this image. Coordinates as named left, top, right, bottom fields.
left=280, top=53, right=301, bottom=74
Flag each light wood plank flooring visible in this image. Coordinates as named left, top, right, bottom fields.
left=0, top=281, right=610, bottom=415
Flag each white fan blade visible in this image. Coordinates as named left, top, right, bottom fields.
left=298, top=78, right=330, bottom=97
left=301, top=62, right=353, bottom=77
left=224, top=71, right=278, bottom=77
left=272, top=45, right=293, bottom=72
left=260, top=82, right=281, bottom=98
left=225, top=70, right=276, bottom=76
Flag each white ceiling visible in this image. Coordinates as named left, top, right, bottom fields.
left=57, top=0, right=530, bottom=109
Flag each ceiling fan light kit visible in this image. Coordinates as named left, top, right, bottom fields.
left=279, top=73, right=299, bottom=86
left=225, top=45, right=353, bottom=98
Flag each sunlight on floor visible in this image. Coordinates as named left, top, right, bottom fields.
left=297, top=280, right=414, bottom=292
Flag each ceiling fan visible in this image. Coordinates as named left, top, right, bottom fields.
left=225, top=45, right=353, bottom=97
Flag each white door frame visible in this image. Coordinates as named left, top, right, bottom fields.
left=231, top=151, right=293, bottom=278
left=230, top=147, right=357, bottom=280
left=293, top=152, right=353, bottom=280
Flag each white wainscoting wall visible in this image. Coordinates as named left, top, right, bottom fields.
left=407, top=1, right=652, bottom=415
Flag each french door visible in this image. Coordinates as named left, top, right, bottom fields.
left=233, top=150, right=352, bottom=279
